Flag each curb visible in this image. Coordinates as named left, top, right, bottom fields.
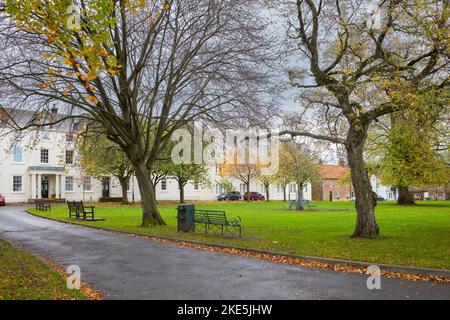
left=26, top=209, right=450, bottom=279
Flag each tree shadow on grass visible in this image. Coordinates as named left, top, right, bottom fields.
left=412, top=203, right=450, bottom=208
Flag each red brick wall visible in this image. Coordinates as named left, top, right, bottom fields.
left=312, top=179, right=353, bottom=201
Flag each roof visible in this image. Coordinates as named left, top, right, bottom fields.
left=0, top=107, right=82, bottom=133
left=319, top=165, right=350, bottom=180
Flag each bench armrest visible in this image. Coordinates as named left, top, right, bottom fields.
left=228, top=216, right=241, bottom=225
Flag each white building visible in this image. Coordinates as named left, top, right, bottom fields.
left=0, top=108, right=311, bottom=203
left=370, top=175, right=398, bottom=201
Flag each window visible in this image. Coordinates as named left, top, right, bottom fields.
left=41, top=131, right=50, bottom=140
left=83, top=176, right=92, bottom=191
left=161, top=179, right=167, bottom=191
left=66, top=134, right=74, bottom=142
left=336, top=192, right=340, bottom=200
left=13, top=176, right=23, bottom=192
left=65, top=150, right=74, bottom=165
left=289, top=184, right=297, bottom=193
left=13, top=132, right=23, bottom=141
left=216, top=184, right=225, bottom=195
left=194, top=181, right=199, bottom=190
left=40, top=149, right=49, bottom=164
left=13, top=146, right=23, bottom=163
left=65, top=176, right=74, bottom=192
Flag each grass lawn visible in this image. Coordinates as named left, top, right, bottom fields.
left=29, top=200, right=450, bottom=270
left=0, top=239, right=87, bottom=300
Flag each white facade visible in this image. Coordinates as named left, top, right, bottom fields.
left=0, top=125, right=134, bottom=203
left=0, top=114, right=312, bottom=203
left=370, top=175, right=397, bottom=200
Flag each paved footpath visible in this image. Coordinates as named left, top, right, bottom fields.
left=0, top=206, right=449, bottom=300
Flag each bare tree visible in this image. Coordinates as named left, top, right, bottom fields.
left=279, top=140, right=320, bottom=210
left=280, top=0, right=448, bottom=237
left=229, top=164, right=261, bottom=200
left=0, top=0, right=277, bottom=226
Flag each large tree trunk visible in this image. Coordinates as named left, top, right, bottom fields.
left=151, top=182, right=158, bottom=204
left=283, top=184, right=287, bottom=202
left=134, top=161, right=166, bottom=226
left=397, top=185, right=415, bottom=205
left=346, top=130, right=380, bottom=238
left=296, top=182, right=304, bottom=211
left=265, top=184, right=270, bottom=202
left=179, top=181, right=185, bottom=204
left=119, top=178, right=129, bottom=204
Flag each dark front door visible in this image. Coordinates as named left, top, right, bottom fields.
left=41, top=176, right=49, bottom=199
left=102, top=178, right=110, bottom=198
left=329, top=191, right=333, bottom=202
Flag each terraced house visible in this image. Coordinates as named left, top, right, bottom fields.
left=0, top=107, right=312, bottom=204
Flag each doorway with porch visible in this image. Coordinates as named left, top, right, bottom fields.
left=102, top=178, right=111, bottom=199
left=41, top=176, right=49, bottom=199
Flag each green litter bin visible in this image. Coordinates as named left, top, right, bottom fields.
left=177, top=204, right=195, bottom=232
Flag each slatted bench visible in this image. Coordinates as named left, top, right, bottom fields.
left=67, top=201, right=96, bottom=221
left=286, top=200, right=315, bottom=211
left=194, top=209, right=242, bottom=237
left=35, top=199, right=51, bottom=211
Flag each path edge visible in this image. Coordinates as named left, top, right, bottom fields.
left=26, top=209, right=450, bottom=279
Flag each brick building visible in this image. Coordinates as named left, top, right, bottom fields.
left=312, top=165, right=354, bottom=201
left=408, top=186, right=450, bottom=201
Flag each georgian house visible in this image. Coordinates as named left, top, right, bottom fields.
left=0, top=107, right=122, bottom=203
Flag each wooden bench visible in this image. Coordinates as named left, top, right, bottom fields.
left=287, top=200, right=315, bottom=211
left=35, top=199, right=51, bottom=211
left=67, top=201, right=96, bottom=220
left=194, top=210, right=242, bottom=237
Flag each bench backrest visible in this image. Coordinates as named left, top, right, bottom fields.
left=194, top=210, right=228, bottom=224
left=194, top=210, right=207, bottom=222
left=67, top=201, right=82, bottom=212
left=206, top=211, right=227, bottom=224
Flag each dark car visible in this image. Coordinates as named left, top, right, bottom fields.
left=243, top=192, right=265, bottom=201
left=0, top=194, right=5, bottom=206
left=217, top=191, right=241, bottom=201
left=376, top=196, right=387, bottom=201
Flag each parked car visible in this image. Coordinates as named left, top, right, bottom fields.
left=217, top=191, right=241, bottom=201
left=0, top=194, right=5, bottom=206
left=376, top=196, right=387, bottom=201
left=243, top=192, right=265, bottom=201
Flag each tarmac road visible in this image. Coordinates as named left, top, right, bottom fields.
left=0, top=205, right=448, bottom=300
